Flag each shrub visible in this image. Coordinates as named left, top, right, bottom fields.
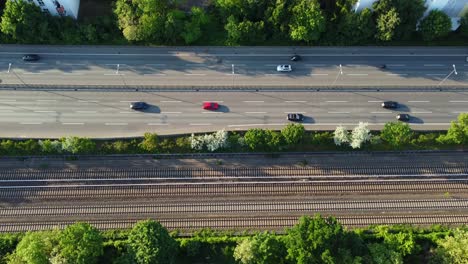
left=61, top=136, right=96, bottom=154
left=38, top=139, right=62, bottom=154
left=190, top=130, right=228, bottom=152
left=139, top=133, right=158, bottom=153
left=334, top=125, right=350, bottom=146
left=350, top=122, right=371, bottom=149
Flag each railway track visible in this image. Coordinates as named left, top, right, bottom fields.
left=1, top=214, right=467, bottom=233
left=1, top=199, right=467, bottom=217
left=1, top=165, right=468, bottom=180
left=1, top=179, right=466, bottom=200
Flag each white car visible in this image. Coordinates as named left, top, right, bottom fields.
left=277, top=65, right=292, bottom=72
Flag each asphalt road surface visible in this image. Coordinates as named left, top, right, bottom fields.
left=0, top=46, right=467, bottom=87
left=0, top=90, right=466, bottom=138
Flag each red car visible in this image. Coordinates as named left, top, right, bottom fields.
left=203, top=102, right=219, bottom=110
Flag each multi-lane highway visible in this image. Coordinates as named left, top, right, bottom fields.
left=0, top=46, right=467, bottom=87
left=0, top=90, right=466, bottom=137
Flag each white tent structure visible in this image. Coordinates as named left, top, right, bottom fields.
left=354, top=0, right=468, bottom=30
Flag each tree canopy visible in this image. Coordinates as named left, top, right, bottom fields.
left=128, top=219, right=178, bottom=264
left=380, top=122, right=413, bottom=148
left=57, top=223, right=103, bottom=264
left=234, top=232, right=286, bottom=264
left=286, top=215, right=364, bottom=264
left=419, top=10, right=452, bottom=41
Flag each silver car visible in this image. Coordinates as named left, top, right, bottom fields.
left=277, top=65, right=292, bottom=72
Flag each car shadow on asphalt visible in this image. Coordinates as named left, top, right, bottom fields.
left=408, top=116, right=423, bottom=124
left=140, top=105, right=161, bottom=114
left=396, top=104, right=410, bottom=113
left=302, top=116, right=315, bottom=123
left=217, top=105, right=230, bottom=113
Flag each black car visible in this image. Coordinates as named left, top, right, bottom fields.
left=22, top=54, right=40, bottom=62
left=290, top=55, right=302, bottom=61
left=130, top=102, right=149, bottom=110
left=396, top=114, right=410, bottom=122
left=287, top=113, right=304, bottom=121
left=381, top=101, right=398, bottom=109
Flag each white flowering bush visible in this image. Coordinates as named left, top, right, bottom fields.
left=190, top=130, right=228, bottom=152
left=350, top=122, right=371, bottom=149
left=333, top=125, right=350, bottom=146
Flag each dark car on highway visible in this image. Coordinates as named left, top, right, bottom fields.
left=22, top=54, right=40, bottom=62
left=382, top=101, right=398, bottom=109
left=396, top=113, right=410, bottom=122
left=130, top=102, right=149, bottom=110
left=290, top=55, right=302, bottom=61
left=287, top=113, right=304, bottom=121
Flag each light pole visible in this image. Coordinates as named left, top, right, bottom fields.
left=231, top=64, right=235, bottom=86
left=438, top=64, right=457, bottom=86
left=332, top=64, right=343, bottom=86
left=8, top=63, right=27, bottom=86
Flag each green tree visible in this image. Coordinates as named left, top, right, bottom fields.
left=438, top=113, right=468, bottom=144
left=128, top=220, right=177, bottom=264
left=286, top=215, right=364, bottom=264
left=281, top=124, right=305, bottom=146
left=225, top=16, right=266, bottom=45
left=0, top=0, right=52, bottom=43
left=182, top=7, right=209, bottom=44
left=61, top=136, right=96, bottom=154
left=57, top=223, right=103, bottom=264
left=460, top=12, right=468, bottom=38
left=8, top=231, right=57, bottom=264
left=419, top=10, right=452, bottom=41
left=114, top=0, right=170, bottom=43
left=164, top=10, right=186, bottom=44
left=265, top=0, right=293, bottom=38
left=375, top=7, right=400, bottom=41
left=373, top=0, right=426, bottom=40
left=139, top=133, right=159, bottom=153
left=368, top=242, right=403, bottom=264
left=265, top=130, right=283, bottom=151
left=234, top=232, right=286, bottom=264
left=374, top=226, right=417, bottom=257
left=244, top=128, right=268, bottom=151
left=289, top=0, right=326, bottom=43
left=433, top=229, right=468, bottom=264
left=380, top=122, right=413, bottom=148
left=244, top=129, right=283, bottom=151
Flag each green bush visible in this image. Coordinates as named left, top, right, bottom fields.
left=61, top=136, right=97, bottom=154
left=139, top=133, right=159, bottom=153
